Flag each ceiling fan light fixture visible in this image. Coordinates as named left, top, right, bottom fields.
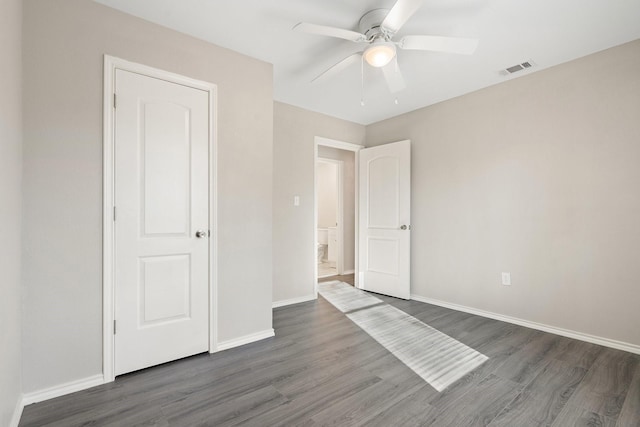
left=364, top=41, right=396, bottom=67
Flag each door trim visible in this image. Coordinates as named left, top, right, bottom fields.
left=102, top=55, right=218, bottom=383
left=313, top=137, right=363, bottom=296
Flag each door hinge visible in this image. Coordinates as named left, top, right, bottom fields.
left=113, top=93, right=117, bottom=109
left=113, top=320, right=116, bottom=335
left=113, top=206, right=116, bottom=221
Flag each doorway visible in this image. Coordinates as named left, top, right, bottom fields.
left=314, top=138, right=411, bottom=301
left=314, top=137, right=362, bottom=292
left=316, top=158, right=342, bottom=278
left=103, top=56, right=218, bottom=382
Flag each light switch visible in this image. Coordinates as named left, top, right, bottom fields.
left=293, top=196, right=300, bottom=206
left=501, top=272, right=511, bottom=286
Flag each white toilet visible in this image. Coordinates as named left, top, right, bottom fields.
left=317, top=228, right=328, bottom=263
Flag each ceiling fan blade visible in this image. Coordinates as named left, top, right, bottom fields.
left=311, top=53, right=362, bottom=84
left=382, top=58, right=406, bottom=93
left=293, top=22, right=366, bottom=42
left=381, top=0, right=425, bottom=34
left=399, top=35, right=479, bottom=54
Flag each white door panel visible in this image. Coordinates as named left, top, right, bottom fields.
left=368, top=156, right=400, bottom=228
left=114, top=69, right=209, bottom=376
left=359, top=140, right=410, bottom=299
left=142, top=101, right=191, bottom=235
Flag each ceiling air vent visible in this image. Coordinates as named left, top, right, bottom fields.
left=499, top=60, right=535, bottom=76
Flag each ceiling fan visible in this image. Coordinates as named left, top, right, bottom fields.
left=293, top=0, right=479, bottom=93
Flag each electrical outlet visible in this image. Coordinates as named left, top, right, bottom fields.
left=293, top=196, right=300, bottom=206
left=501, top=272, right=511, bottom=286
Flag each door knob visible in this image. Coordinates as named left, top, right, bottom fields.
left=195, top=230, right=208, bottom=238
left=400, top=225, right=410, bottom=230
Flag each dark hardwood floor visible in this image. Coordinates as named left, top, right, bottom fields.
left=20, top=281, right=640, bottom=426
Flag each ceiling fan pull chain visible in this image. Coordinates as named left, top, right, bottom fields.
left=360, top=54, right=365, bottom=107
left=394, top=57, right=400, bottom=105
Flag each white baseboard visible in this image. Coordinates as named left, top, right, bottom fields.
left=411, top=294, right=640, bottom=355
left=272, top=294, right=316, bottom=308
left=9, top=396, right=24, bottom=427
left=16, top=328, right=273, bottom=414
left=341, top=269, right=355, bottom=275
left=216, top=329, right=275, bottom=352
left=22, top=374, right=105, bottom=407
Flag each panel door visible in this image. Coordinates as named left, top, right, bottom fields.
left=114, top=69, right=210, bottom=375
left=358, top=140, right=411, bottom=299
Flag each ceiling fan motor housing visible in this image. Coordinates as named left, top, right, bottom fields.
left=359, top=9, right=391, bottom=41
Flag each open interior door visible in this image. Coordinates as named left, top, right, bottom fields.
left=358, top=140, right=411, bottom=299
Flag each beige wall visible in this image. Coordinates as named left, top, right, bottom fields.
left=273, top=102, right=365, bottom=304
left=318, top=146, right=356, bottom=273
left=0, top=0, right=23, bottom=422
left=366, top=40, right=640, bottom=346
left=22, top=0, right=273, bottom=393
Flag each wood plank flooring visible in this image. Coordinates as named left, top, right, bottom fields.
left=20, top=277, right=640, bottom=426
left=319, top=281, right=488, bottom=392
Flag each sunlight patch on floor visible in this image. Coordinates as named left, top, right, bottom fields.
left=319, top=281, right=489, bottom=392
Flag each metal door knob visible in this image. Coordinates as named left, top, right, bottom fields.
left=195, top=230, right=208, bottom=238
left=400, top=225, right=409, bottom=230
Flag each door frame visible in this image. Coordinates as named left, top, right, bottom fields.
left=316, top=157, right=344, bottom=275
left=313, top=137, right=363, bottom=295
left=102, top=55, right=218, bottom=383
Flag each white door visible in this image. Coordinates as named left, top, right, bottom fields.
left=358, top=140, right=411, bottom=299
left=114, top=69, right=210, bottom=376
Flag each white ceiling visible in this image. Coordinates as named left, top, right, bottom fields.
left=94, top=0, right=640, bottom=125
